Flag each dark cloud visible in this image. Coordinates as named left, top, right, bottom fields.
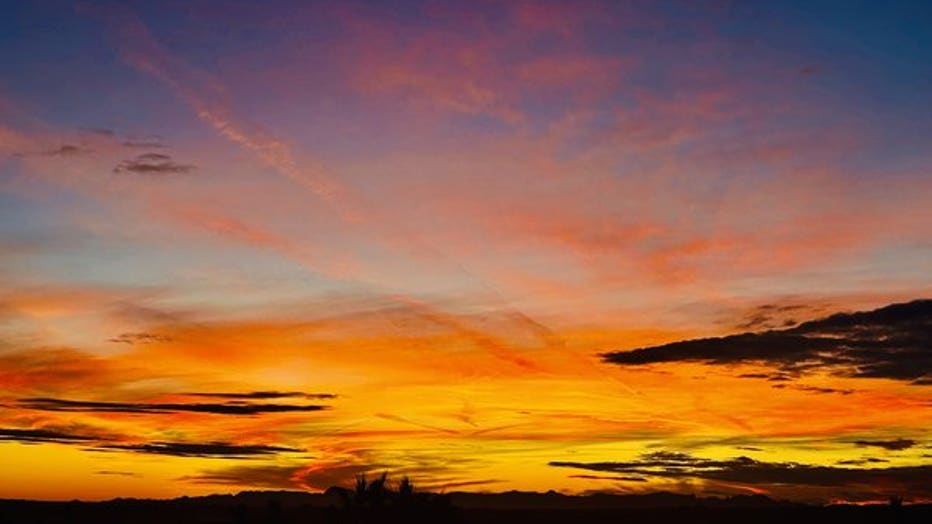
left=121, top=133, right=166, bottom=148
left=101, top=441, right=301, bottom=458
left=45, top=144, right=88, bottom=156
left=96, top=470, right=140, bottom=477
left=187, top=462, right=384, bottom=491
left=426, top=479, right=501, bottom=491
left=181, top=464, right=304, bottom=488
left=182, top=454, right=485, bottom=492
left=603, top=299, right=932, bottom=384
left=735, top=303, right=809, bottom=331
left=299, top=462, right=382, bottom=491
left=837, top=458, right=889, bottom=465
left=18, top=397, right=329, bottom=415
left=771, top=384, right=854, bottom=395
left=122, top=140, right=167, bottom=148
left=853, top=438, right=916, bottom=451
left=0, top=427, right=96, bottom=444
left=569, top=474, right=648, bottom=482
left=13, top=144, right=91, bottom=158
left=550, top=451, right=932, bottom=495
left=737, top=372, right=780, bottom=380
left=183, top=391, right=338, bottom=400
left=138, top=153, right=170, bottom=160
left=107, top=332, right=173, bottom=344
left=113, top=152, right=194, bottom=175
left=2, top=427, right=303, bottom=461
left=795, top=385, right=851, bottom=395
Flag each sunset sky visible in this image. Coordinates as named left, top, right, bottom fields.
left=1, top=0, right=931, bottom=504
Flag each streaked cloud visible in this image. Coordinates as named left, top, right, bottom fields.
left=853, top=438, right=917, bottom=451
left=181, top=464, right=303, bottom=489
left=101, top=441, right=302, bottom=458
left=108, top=332, right=173, bottom=345
left=183, top=391, right=337, bottom=400
left=0, top=427, right=96, bottom=444
left=113, top=152, right=195, bottom=175
left=550, top=451, right=932, bottom=501
left=17, top=397, right=330, bottom=416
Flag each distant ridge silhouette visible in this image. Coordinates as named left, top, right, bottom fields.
left=2, top=487, right=929, bottom=524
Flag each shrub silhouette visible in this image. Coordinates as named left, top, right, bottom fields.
left=329, top=473, right=456, bottom=523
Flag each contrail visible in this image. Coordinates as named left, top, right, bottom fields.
left=88, top=5, right=594, bottom=373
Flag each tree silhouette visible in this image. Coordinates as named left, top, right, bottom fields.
left=330, top=473, right=456, bottom=523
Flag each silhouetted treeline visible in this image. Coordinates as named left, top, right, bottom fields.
left=1, top=483, right=928, bottom=524
left=324, top=474, right=456, bottom=523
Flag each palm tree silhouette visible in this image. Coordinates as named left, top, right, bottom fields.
left=331, top=473, right=455, bottom=523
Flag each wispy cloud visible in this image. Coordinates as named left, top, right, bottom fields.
left=89, top=4, right=349, bottom=213
left=113, top=152, right=195, bottom=175
left=26, top=144, right=91, bottom=157
left=853, top=438, right=917, bottom=451
left=17, top=397, right=330, bottom=415
left=108, top=332, right=173, bottom=345
left=181, top=464, right=304, bottom=488
left=0, top=427, right=96, bottom=444
left=551, top=451, right=932, bottom=501
left=95, top=470, right=141, bottom=477
left=183, top=391, right=337, bottom=400
left=101, top=441, right=302, bottom=458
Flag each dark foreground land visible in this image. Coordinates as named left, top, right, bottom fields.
left=1, top=491, right=929, bottom=524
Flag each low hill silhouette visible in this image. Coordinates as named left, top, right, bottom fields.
left=2, top=483, right=930, bottom=524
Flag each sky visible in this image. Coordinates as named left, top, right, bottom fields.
left=1, top=0, right=931, bottom=504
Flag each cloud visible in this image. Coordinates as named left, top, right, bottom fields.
left=181, top=464, right=304, bottom=488
left=0, top=348, right=119, bottom=394
left=0, top=427, right=97, bottom=444
left=569, top=474, right=648, bottom=482
left=734, top=303, right=811, bottom=330
left=283, top=451, right=486, bottom=492
left=96, top=470, right=141, bottom=477
left=40, top=144, right=90, bottom=157
left=120, top=137, right=168, bottom=149
left=101, top=441, right=301, bottom=458
left=122, top=140, right=167, bottom=148
left=853, top=438, right=916, bottom=451
left=1, top=427, right=303, bottom=460
left=108, top=332, right=173, bottom=345
left=550, top=451, right=932, bottom=499
left=837, top=458, right=889, bottom=465
left=340, top=1, right=629, bottom=125
left=10, top=143, right=92, bottom=158
left=603, top=299, right=932, bottom=384
left=294, top=461, right=383, bottom=491
left=17, top=397, right=330, bottom=415
left=113, top=152, right=195, bottom=175
left=89, top=5, right=348, bottom=210
left=771, top=384, right=854, bottom=395
left=183, top=391, right=338, bottom=400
